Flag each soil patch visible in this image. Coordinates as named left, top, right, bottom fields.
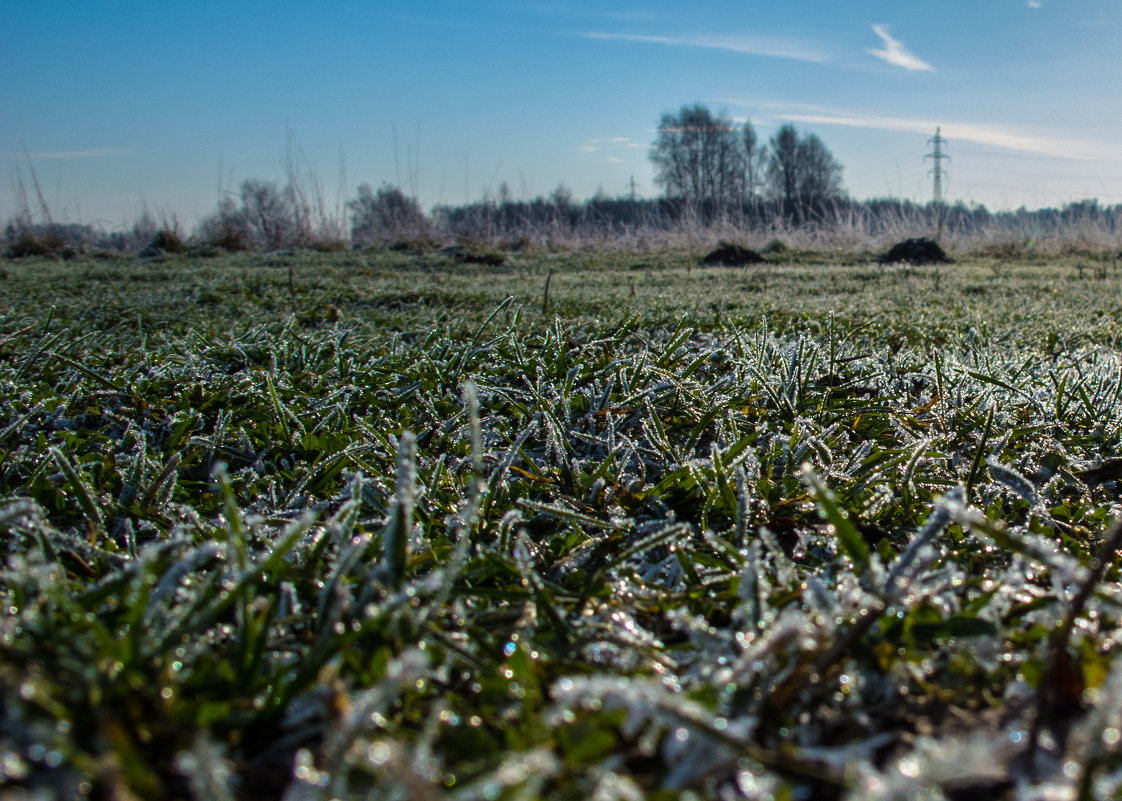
left=700, top=242, right=765, bottom=267
left=440, top=246, right=506, bottom=266
left=881, top=237, right=950, bottom=265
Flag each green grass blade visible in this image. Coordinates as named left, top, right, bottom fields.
left=802, top=465, right=870, bottom=576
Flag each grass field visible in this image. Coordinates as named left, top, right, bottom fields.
left=3, top=247, right=1122, bottom=799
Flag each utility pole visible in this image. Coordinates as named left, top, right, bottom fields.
left=925, top=127, right=950, bottom=239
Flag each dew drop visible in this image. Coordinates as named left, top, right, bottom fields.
left=898, top=755, right=920, bottom=779
left=367, top=741, right=392, bottom=765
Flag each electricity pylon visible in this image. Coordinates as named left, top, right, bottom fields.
left=925, top=127, right=949, bottom=205
left=925, top=127, right=950, bottom=239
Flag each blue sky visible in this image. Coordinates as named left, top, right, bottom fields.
left=3, top=1, right=1122, bottom=229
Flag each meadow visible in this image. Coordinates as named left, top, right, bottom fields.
left=3, top=246, right=1122, bottom=799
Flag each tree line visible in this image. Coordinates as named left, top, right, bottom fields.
left=5, top=102, right=1122, bottom=256
left=190, top=107, right=848, bottom=247
left=649, top=104, right=844, bottom=221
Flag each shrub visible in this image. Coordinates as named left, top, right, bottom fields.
left=240, top=179, right=306, bottom=250
left=3, top=222, right=88, bottom=259
left=198, top=181, right=309, bottom=252
left=138, top=229, right=186, bottom=258
left=3, top=227, right=50, bottom=258
left=197, top=197, right=252, bottom=252
left=348, top=183, right=429, bottom=246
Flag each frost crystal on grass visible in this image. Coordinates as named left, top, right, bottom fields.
left=851, top=732, right=1020, bottom=801
left=988, top=458, right=1039, bottom=509
left=10, top=256, right=1122, bottom=798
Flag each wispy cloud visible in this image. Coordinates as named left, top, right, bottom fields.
left=780, top=109, right=1114, bottom=160
left=1, top=147, right=126, bottom=160
left=584, top=137, right=636, bottom=146
left=583, top=31, right=829, bottom=63
left=866, top=24, right=934, bottom=72
left=1028, top=0, right=1042, bottom=7
left=580, top=136, right=642, bottom=163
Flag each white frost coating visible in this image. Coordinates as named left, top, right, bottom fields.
left=849, top=731, right=1020, bottom=801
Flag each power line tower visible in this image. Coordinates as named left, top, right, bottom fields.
left=628, top=176, right=639, bottom=202
left=925, top=127, right=949, bottom=204
left=925, top=127, right=950, bottom=239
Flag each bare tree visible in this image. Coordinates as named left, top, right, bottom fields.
left=649, top=104, right=744, bottom=217
left=766, top=124, right=802, bottom=209
left=795, top=133, right=844, bottom=206
left=549, top=183, right=574, bottom=211
left=765, top=124, right=844, bottom=213
left=741, top=120, right=767, bottom=203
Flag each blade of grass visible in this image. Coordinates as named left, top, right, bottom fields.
left=49, top=446, right=105, bottom=536
left=801, top=465, right=870, bottom=576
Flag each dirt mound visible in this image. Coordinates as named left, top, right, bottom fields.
left=440, top=245, right=506, bottom=266
left=881, top=237, right=950, bottom=265
left=700, top=242, right=765, bottom=267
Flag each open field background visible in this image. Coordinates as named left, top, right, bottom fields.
left=4, top=247, right=1122, bottom=343
left=4, top=249, right=1122, bottom=799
